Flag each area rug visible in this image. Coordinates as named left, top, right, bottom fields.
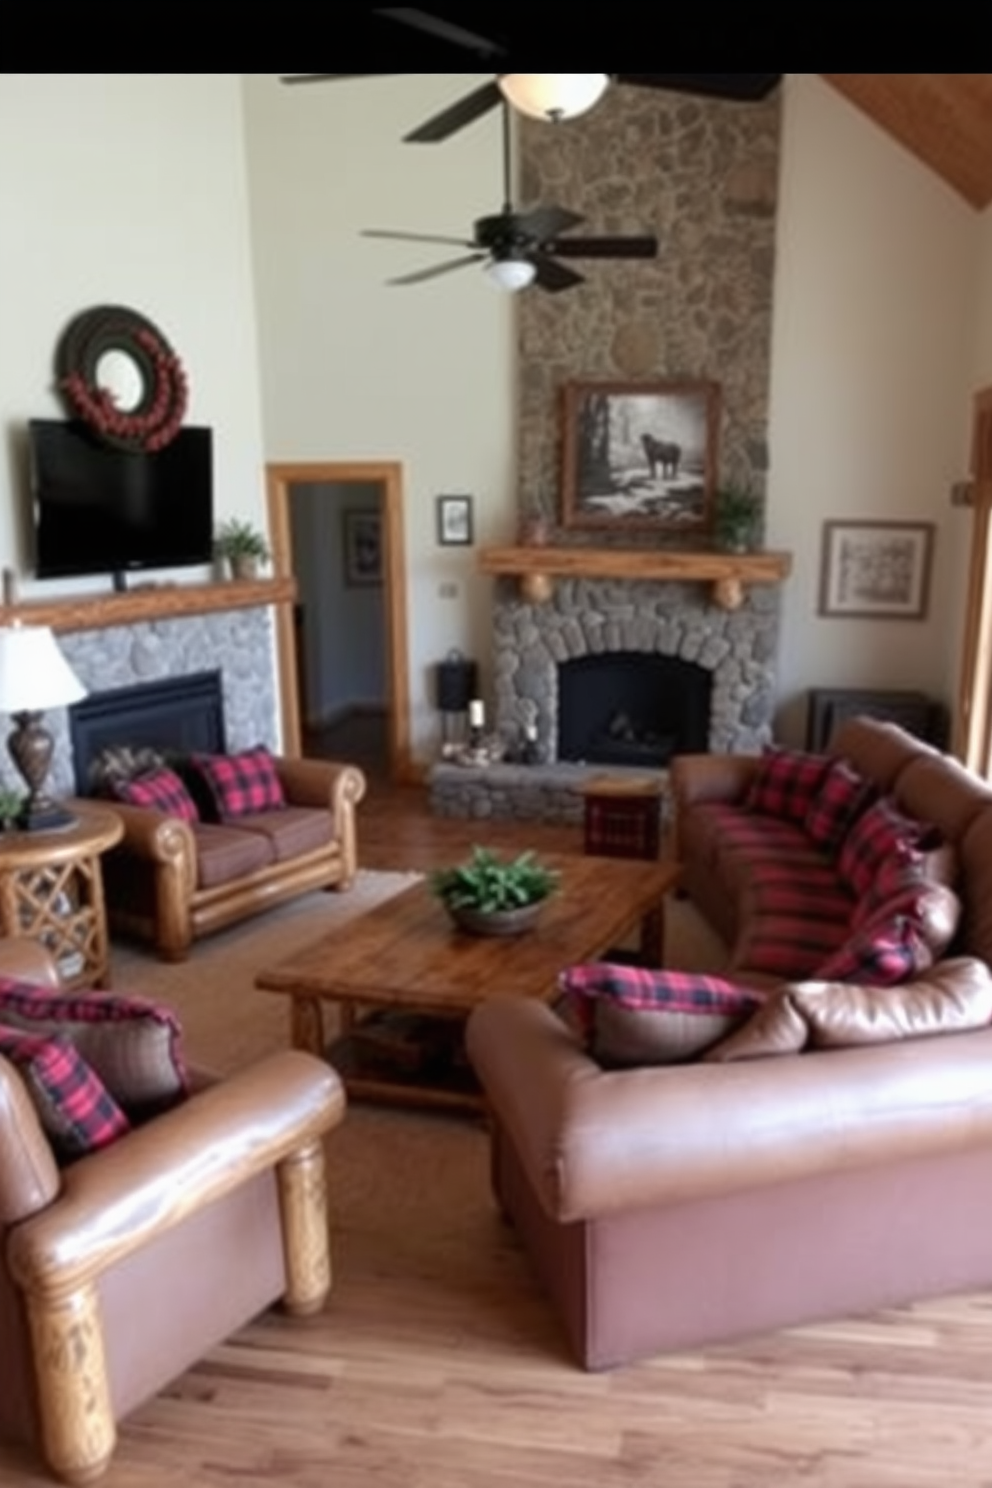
left=109, top=872, right=729, bottom=1076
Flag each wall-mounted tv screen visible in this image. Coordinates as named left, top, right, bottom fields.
left=28, top=418, right=214, bottom=581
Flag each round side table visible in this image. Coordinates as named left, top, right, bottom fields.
left=0, top=801, right=124, bottom=988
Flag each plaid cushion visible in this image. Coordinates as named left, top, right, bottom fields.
left=744, top=748, right=833, bottom=825
left=557, top=964, right=760, bottom=1067
left=733, top=861, right=855, bottom=977
left=0, top=1025, right=130, bottom=1161
left=803, top=759, right=877, bottom=854
left=812, top=912, right=933, bottom=986
left=189, top=746, right=286, bottom=820
left=837, top=796, right=937, bottom=898
left=0, top=976, right=188, bottom=1119
left=111, top=765, right=199, bottom=823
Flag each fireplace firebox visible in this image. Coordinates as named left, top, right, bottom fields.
left=68, top=672, right=225, bottom=795
left=557, top=653, right=711, bottom=768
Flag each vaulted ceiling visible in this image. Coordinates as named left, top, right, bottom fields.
left=821, top=75, right=992, bottom=209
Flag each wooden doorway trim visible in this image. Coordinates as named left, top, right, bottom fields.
left=954, top=388, right=992, bottom=773
left=265, top=461, right=413, bottom=783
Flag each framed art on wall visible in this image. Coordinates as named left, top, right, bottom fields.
left=818, top=520, right=935, bottom=619
left=560, top=378, right=720, bottom=534
left=342, top=509, right=383, bottom=586
left=436, top=494, right=474, bottom=546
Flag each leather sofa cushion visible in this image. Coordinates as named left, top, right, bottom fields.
left=235, top=806, right=336, bottom=863
left=193, top=822, right=274, bottom=888
left=705, top=957, right=992, bottom=1062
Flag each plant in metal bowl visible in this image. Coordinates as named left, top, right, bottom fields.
left=431, top=846, right=560, bottom=937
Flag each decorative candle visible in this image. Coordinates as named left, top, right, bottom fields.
left=468, top=699, right=485, bottom=729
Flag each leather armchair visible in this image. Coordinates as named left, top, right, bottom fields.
left=0, top=937, right=346, bottom=1485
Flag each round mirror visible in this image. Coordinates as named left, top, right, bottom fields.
left=94, top=348, right=146, bottom=413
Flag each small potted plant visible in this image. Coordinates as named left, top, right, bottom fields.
left=214, top=517, right=271, bottom=580
left=431, top=846, right=561, bottom=937
left=713, top=485, right=762, bottom=553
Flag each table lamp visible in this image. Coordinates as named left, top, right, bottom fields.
left=0, top=624, right=87, bottom=831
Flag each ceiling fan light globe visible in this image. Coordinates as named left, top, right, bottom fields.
left=498, top=75, right=610, bottom=123
left=485, top=257, right=538, bottom=292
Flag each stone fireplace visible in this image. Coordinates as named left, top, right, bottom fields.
left=494, top=576, right=780, bottom=762
left=0, top=600, right=281, bottom=802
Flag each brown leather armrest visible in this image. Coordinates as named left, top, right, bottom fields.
left=466, top=995, right=992, bottom=1225
left=8, top=1051, right=345, bottom=1296
left=276, top=758, right=367, bottom=812
left=102, top=800, right=197, bottom=866
left=0, top=936, right=62, bottom=988
left=668, top=751, right=759, bottom=809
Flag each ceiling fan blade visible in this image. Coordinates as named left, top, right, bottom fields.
left=616, top=73, right=781, bottom=102
left=530, top=254, right=584, bottom=294
left=403, top=80, right=503, bottom=143
left=549, top=234, right=658, bottom=260
left=374, top=8, right=506, bottom=59
left=386, top=253, right=486, bottom=286
left=516, top=203, right=585, bottom=242
left=363, top=228, right=475, bottom=249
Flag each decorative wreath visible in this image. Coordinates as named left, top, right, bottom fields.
left=55, top=304, right=189, bottom=452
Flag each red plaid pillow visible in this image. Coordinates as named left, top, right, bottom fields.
left=813, top=910, right=934, bottom=986
left=557, top=963, right=760, bottom=1067
left=837, top=796, right=937, bottom=898
left=0, top=976, right=188, bottom=1120
left=744, top=748, right=833, bottom=825
left=0, top=1025, right=130, bottom=1161
left=803, top=759, right=876, bottom=854
left=112, top=765, right=199, bottom=823
left=189, top=745, right=286, bottom=820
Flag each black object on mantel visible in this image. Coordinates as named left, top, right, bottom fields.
left=806, top=688, right=948, bottom=753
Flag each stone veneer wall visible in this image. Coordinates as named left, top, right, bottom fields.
left=11, top=608, right=279, bottom=799
left=515, top=86, right=781, bottom=538
left=493, top=576, right=781, bottom=760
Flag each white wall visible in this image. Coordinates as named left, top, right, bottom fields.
left=0, top=74, right=266, bottom=598
left=767, top=76, right=978, bottom=743
left=241, top=74, right=516, bottom=760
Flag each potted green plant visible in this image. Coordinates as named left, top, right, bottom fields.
left=713, top=485, right=762, bottom=553
left=214, top=517, right=271, bottom=580
left=431, top=846, right=561, bottom=937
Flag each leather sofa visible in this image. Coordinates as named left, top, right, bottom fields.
left=0, top=936, right=345, bottom=1485
left=96, top=755, right=367, bottom=961
left=465, top=719, right=992, bottom=1369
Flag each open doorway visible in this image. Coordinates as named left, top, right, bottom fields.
left=266, top=461, right=413, bottom=783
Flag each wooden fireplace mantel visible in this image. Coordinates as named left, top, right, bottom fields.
left=477, top=546, right=793, bottom=610
left=0, top=577, right=297, bottom=634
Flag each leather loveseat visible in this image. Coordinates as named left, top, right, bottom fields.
left=95, top=753, right=367, bottom=961
left=466, top=719, right=992, bottom=1370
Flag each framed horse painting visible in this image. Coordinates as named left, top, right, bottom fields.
left=560, top=379, right=720, bottom=534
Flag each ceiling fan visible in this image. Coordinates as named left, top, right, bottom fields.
left=281, top=14, right=781, bottom=143
left=361, top=102, right=658, bottom=293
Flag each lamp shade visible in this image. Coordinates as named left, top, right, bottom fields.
left=0, top=626, right=87, bottom=713
left=485, top=257, right=538, bottom=292
left=497, top=75, right=610, bottom=123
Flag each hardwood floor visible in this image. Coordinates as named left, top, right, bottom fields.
left=6, top=771, right=992, bottom=1486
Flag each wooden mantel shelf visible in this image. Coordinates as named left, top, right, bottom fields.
left=0, top=576, right=297, bottom=634
left=477, top=546, right=793, bottom=610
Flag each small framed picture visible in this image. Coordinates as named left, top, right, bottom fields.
left=342, top=509, right=383, bottom=587
left=818, top=520, right=935, bottom=620
left=436, top=494, right=474, bottom=547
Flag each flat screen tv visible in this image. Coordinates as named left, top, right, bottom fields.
left=28, top=418, right=214, bottom=581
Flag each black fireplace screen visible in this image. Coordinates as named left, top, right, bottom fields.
left=68, top=671, right=225, bottom=795
left=557, top=653, right=711, bottom=768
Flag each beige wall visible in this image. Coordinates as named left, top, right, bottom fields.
left=0, top=74, right=265, bottom=602
left=767, top=76, right=977, bottom=743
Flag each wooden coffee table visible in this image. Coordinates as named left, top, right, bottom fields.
left=255, top=853, right=680, bottom=1112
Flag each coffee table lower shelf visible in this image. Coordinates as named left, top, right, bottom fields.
left=328, top=1008, right=483, bottom=1115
